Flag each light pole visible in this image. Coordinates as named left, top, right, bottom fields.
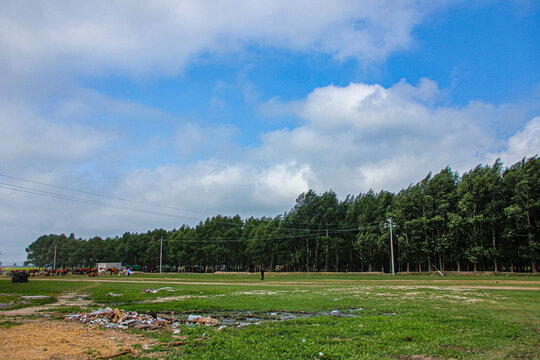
left=159, top=237, right=163, bottom=273
left=387, top=218, right=395, bottom=275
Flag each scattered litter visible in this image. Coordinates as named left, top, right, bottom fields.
left=66, top=307, right=170, bottom=330
left=358, top=324, right=364, bottom=328
left=107, top=293, right=123, bottom=297
left=66, top=308, right=369, bottom=331
left=302, top=339, right=306, bottom=343
left=333, top=298, right=339, bottom=301
left=319, top=352, right=325, bottom=357
left=142, top=287, right=174, bottom=294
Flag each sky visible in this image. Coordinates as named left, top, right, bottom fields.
left=0, top=0, right=539, bottom=265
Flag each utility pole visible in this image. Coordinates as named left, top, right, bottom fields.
left=53, top=245, right=57, bottom=270
left=388, top=218, right=395, bottom=275
left=159, top=237, right=163, bottom=273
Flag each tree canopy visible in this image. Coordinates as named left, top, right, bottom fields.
left=25, top=157, right=539, bottom=273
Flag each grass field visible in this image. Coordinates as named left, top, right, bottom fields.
left=1, top=273, right=539, bottom=359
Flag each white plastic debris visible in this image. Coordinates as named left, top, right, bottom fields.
left=142, top=287, right=174, bottom=294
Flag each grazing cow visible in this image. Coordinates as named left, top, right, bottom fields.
left=27, top=269, right=39, bottom=276
left=106, top=268, right=119, bottom=276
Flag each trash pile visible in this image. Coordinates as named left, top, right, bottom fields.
left=65, top=308, right=366, bottom=331
left=66, top=307, right=175, bottom=330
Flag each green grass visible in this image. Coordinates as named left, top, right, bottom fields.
left=0, top=273, right=538, bottom=359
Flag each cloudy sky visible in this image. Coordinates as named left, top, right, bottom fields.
left=0, top=1, right=539, bottom=264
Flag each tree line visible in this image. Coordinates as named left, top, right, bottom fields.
left=25, top=157, right=539, bottom=273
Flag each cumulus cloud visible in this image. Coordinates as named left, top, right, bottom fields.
left=489, top=116, right=540, bottom=165
left=1, top=1, right=537, bottom=265
left=257, top=81, right=533, bottom=192
left=174, top=123, right=240, bottom=160
left=0, top=0, right=434, bottom=77
left=0, top=103, right=111, bottom=171
left=1, top=79, right=537, bottom=264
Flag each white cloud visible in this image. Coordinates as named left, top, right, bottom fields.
left=1, top=1, right=538, bottom=265
left=1, top=79, right=537, bottom=264
left=255, top=163, right=311, bottom=206
left=174, top=123, right=240, bottom=160
left=257, top=81, right=534, bottom=193
left=0, top=1, right=435, bottom=77
left=489, top=116, right=540, bottom=164
left=0, top=103, right=111, bottom=170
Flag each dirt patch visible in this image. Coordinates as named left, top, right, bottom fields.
left=0, top=293, right=92, bottom=316
left=0, top=318, right=155, bottom=360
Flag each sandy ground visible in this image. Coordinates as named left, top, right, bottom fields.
left=1, top=293, right=92, bottom=316
left=0, top=318, right=154, bottom=360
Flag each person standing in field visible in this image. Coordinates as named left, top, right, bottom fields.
left=260, top=266, right=265, bottom=280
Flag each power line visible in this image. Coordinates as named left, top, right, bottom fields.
left=0, top=173, right=214, bottom=215
left=0, top=182, right=202, bottom=221
left=0, top=173, right=364, bottom=229
left=0, top=173, right=388, bottom=233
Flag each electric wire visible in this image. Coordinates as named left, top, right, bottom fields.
left=0, top=174, right=387, bottom=233
left=0, top=173, right=213, bottom=215
left=0, top=173, right=364, bottom=228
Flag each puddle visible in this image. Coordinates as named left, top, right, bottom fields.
left=175, top=308, right=367, bottom=327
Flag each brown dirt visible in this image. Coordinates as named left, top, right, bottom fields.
left=1, top=293, right=92, bottom=316
left=0, top=318, right=155, bottom=360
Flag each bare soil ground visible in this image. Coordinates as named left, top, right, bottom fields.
left=0, top=318, right=154, bottom=360
left=1, top=293, right=92, bottom=316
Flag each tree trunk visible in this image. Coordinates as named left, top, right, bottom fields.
left=315, top=238, right=319, bottom=271
left=532, top=261, right=537, bottom=274
left=305, top=238, right=309, bottom=272
left=349, top=246, right=353, bottom=272
left=457, top=260, right=461, bottom=272
left=325, top=244, right=329, bottom=272
left=407, top=261, right=410, bottom=272
left=473, top=262, right=478, bottom=272
left=335, top=248, right=339, bottom=272
left=492, top=224, right=498, bottom=272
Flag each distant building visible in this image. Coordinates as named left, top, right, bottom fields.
left=96, top=262, right=124, bottom=272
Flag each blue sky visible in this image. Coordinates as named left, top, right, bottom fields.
left=0, top=0, right=539, bottom=264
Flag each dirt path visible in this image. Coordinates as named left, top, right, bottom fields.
left=0, top=318, right=154, bottom=360
left=1, top=293, right=92, bottom=316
